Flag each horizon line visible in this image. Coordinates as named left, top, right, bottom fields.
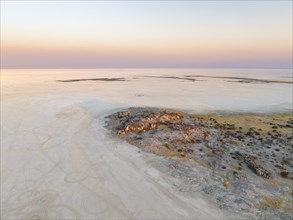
left=1, top=67, right=292, bottom=70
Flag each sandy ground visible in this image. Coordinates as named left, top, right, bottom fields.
left=1, top=69, right=292, bottom=219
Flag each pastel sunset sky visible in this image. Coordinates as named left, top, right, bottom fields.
left=1, top=1, right=292, bottom=68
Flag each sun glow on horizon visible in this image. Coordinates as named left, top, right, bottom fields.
left=1, top=1, right=292, bottom=68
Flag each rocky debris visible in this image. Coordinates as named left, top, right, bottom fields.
left=113, top=110, right=185, bottom=135
left=106, top=108, right=293, bottom=219
left=234, top=152, right=272, bottom=179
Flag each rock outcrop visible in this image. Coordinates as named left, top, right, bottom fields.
left=106, top=108, right=293, bottom=219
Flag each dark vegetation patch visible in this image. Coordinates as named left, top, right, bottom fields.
left=183, top=75, right=293, bottom=84
left=143, top=76, right=199, bottom=82
left=57, top=78, right=126, bottom=82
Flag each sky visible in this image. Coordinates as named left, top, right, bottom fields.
left=1, top=1, right=292, bottom=69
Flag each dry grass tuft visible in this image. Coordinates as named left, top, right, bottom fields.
left=259, top=197, right=283, bottom=209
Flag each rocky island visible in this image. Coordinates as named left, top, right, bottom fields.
left=106, top=108, right=293, bottom=219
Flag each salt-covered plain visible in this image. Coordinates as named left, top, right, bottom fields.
left=1, top=69, right=292, bottom=219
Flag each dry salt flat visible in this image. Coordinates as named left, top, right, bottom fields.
left=1, top=68, right=292, bottom=219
